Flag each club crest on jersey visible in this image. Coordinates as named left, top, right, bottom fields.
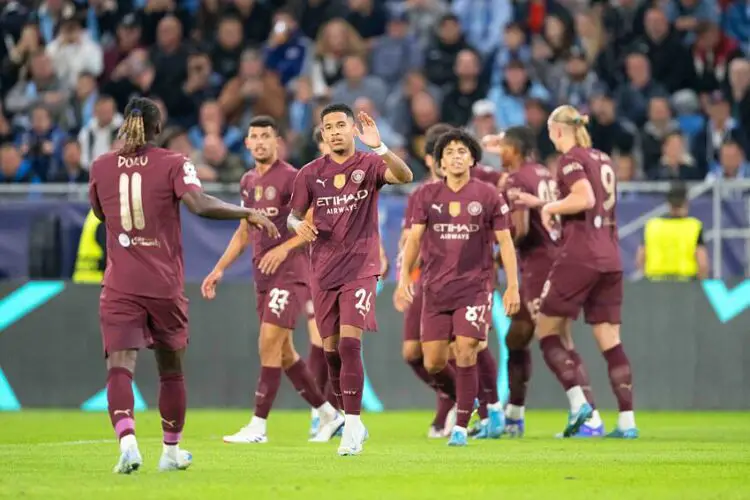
left=334, top=174, right=346, bottom=189
left=468, top=201, right=482, bottom=216
left=351, top=169, right=365, bottom=184
left=265, top=186, right=277, bottom=200
left=254, top=186, right=263, bottom=201
left=449, top=201, right=461, bottom=217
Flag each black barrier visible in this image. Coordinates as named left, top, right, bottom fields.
left=0, top=281, right=749, bottom=410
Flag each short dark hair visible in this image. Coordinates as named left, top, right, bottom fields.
left=667, top=181, right=688, bottom=207
left=320, top=103, right=355, bottom=121
left=424, top=123, right=454, bottom=158
left=503, top=126, right=537, bottom=158
left=63, top=137, right=80, bottom=149
left=248, top=115, right=279, bottom=134
left=721, top=138, right=744, bottom=152
left=96, top=94, right=115, bottom=105
left=433, top=129, right=483, bottom=166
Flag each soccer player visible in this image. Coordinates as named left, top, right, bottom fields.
left=287, top=104, right=413, bottom=455
left=512, top=105, right=638, bottom=438
left=397, top=129, right=520, bottom=446
left=484, top=126, right=604, bottom=437
left=200, top=116, right=344, bottom=444
left=89, top=97, right=278, bottom=474
left=394, top=123, right=458, bottom=438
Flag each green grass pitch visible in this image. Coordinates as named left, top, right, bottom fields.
left=1, top=410, right=749, bottom=499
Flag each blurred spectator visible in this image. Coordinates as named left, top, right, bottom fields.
left=2, top=22, right=44, bottom=94
left=655, top=131, right=703, bottom=180
left=487, top=59, right=550, bottom=130
left=641, top=96, right=682, bottom=177
left=692, top=89, right=749, bottom=175
left=665, top=0, right=719, bottom=46
left=330, top=55, right=388, bottom=113
left=386, top=70, right=443, bottom=138
left=85, top=0, right=120, bottom=45
left=451, top=0, right=511, bottom=58
left=159, top=126, right=214, bottom=180
left=550, top=46, right=604, bottom=109
left=49, top=138, right=88, bottom=183
left=264, top=9, right=311, bottom=88
left=345, top=0, right=388, bottom=41
left=406, top=91, right=440, bottom=179
left=692, top=21, right=742, bottom=94
left=150, top=15, right=189, bottom=116
left=226, top=0, right=272, bottom=46
left=524, top=98, right=555, bottom=163
left=46, top=14, right=104, bottom=90
left=601, top=0, right=643, bottom=52
left=101, top=13, right=143, bottom=83
left=183, top=50, right=223, bottom=115
left=723, top=0, right=750, bottom=54
left=78, top=95, right=122, bottom=169
left=672, top=89, right=706, bottom=138
left=575, top=10, right=606, bottom=66
left=18, top=105, right=65, bottom=181
left=36, top=0, right=71, bottom=44
left=194, top=133, right=245, bottom=182
left=5, top=51, right=70, bottom=123
left=288, top=76, right=315, bottom=147
left=370, top=12, right=423, bottom=90
left=102, top=49, right=160, bottom=113
left=194, top=0, right=222, bottom=41
left=402, top=0, right=448, bottom=50
left=0, top=104, right=14, bottom=144
left=728, top=58, right=750, bottom=132
left=189, top=101, right=243, bottom=156
left=0, top=143, right=37, bottom=183
left=440, top=49, right=487, bottom=127
left=211, top=15, right=244, bottom=82
left=469, top=100, right=501, bottom=169
left=588, top=91, right=638, bottom=176
left=289, top=0, right=342, bottom=41
left=615, top=51, right=668, bottom=127
left=487, top=22, right=532, bottom=86
left=530, top=15, right=574, bottom=90
left=424, top=13, right=471, bottom=87
left=219, top=48, right=286, bottom=129
left=637, top=7, right=695, bottom=94
left=309, top=19, right=366, bottom=98
left=513, top=0, right=572, bottom=37
left=140, top=0, right=192, bottom=47
left=706, top=139, right=749, bottom=180
left=353, top=97, right=403, bottom=151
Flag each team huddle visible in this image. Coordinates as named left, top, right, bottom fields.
left=88, top=96, right=639, bottom=474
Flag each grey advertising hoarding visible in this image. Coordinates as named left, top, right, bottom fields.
left=0, top=281, right=749, bottom=411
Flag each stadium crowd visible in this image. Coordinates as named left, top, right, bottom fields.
left=1, top=0, right=750, bottom=185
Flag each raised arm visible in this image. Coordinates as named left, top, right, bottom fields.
left=355, top=111, right=413, bottom=185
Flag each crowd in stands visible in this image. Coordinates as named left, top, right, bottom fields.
left=1, top=0, right=750, bottom=185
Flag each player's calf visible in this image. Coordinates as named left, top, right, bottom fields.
left=106, top=351, right=141, bottom=473
left=593, top=323, right=637, bottom=436
left=450, top=336, right=481, bottom=444
left=155, top=349, right=191, bottom=468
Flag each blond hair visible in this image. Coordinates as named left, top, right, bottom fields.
left=118, top=110, right=146, bottom=155
left=549, top=105, right=592, bottom=148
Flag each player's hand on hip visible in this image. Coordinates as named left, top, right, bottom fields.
left=503, top=285, right=520, bottom=316
left=294, top=220, right=318, bottom=242
left=259, top=245, right=288, bottom=275
left=248, top=211, right=280, bottom=239
left=201, top=269, right=223, bottom=300
left=355, top=111, right=382, bottom=148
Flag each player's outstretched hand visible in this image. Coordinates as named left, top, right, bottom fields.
left=481, top=133, right=504, bottom=154
left=248, top=211, right=280, bottom=239
left=259, top=245, right=288, bottom=275
left=503, top=284, right=520, bottom=316
left=201, top=269, right=223, bottom=300
left=508, top=189, right=544, bottom=208
left=355, top=111, right=382, bottom=148
left=293, top=219, right=318, bottom=242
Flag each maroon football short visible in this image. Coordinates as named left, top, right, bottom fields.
left=312, top=276, right=379, bottom=339
left=99, top=286, right=188, bottom=356
left=539, top=261, right=623, bottom=325
left=302, top=285, right=315, bottom=321
left=255, top=281, right=309, bottom=330
left=514, top=263, right=551, bottom=324
left=421, top=292, right=492, bottom=342
left=402, top=280, right=423, bottom=342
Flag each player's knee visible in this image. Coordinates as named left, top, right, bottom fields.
left=258, top=329, right=286, bottom=365
left=592, top=323, right=621, bottom=352
left=107, top=349, right=137, bottom=372
left=455, top=337, right=480, bottom=365
left=154, top=348, right=183, bottom=375
left=402, top=341, right=422, bottom=362
left=506, top=321, right=534, bottom=350
left=280, top=341, right=299, bottom=369
left=422, top=344, right=449, bottom=373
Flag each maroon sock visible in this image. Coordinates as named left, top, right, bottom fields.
left=539, top=336, right=579, bottom=391
left=603, top=344, right=634, bottom=411
left=477, top=348, right=499, bottom=418
left=507, top=348, right=532, bottom=406
left=455, top=365, right=478, bottom=428
left=338, top=337, right=364, bottom=415
left=429, top=364, right=456, bottom=400
left=568, top=349, right=596, bottom=408
left=324, top=350, right=343, bottom=409
left=159, top=372, right=186, bottom=445
left=432, top=392, right=454, bottom=429
left=308, top=344, right=328, bottom=396
left=407, top=357, right=434, bottom=388
left=254, top=366, right=282, bottom=419
left=285, top=358, right=326, bottom=408
left=325, top=384, right=340, bottom=410
left=107, top=367, right=135, bottom=439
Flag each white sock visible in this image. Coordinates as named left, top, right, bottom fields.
left=566, top=386, right=587, bottom=413
left=587, top=410, right=602, bottom=427
left=311, top=407, right=319, bottom=419
left=506, top=404, right=525, bottom=420
left=250, top=416, right=267, bottom=433
left=316, top=402, right=336, bottom=418
left=163, top=443, right=178, bottom=458
left=119, top=434, right=137, bottom=453
left=344, top=414, right=361, bottom=428
left=453, top=425, right=467, bottom=434
left=480, top=418, right=489, bottom=425
left=488, top=401, right=503, bottom=411
left=618, top=411, right=635, bottom=430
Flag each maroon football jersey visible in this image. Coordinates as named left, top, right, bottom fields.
left=506, top=162, right=559, bottom=265
left=412, top=178, right=511, bottom=312
left=557, top=146, right=621, bottom=271
left=471, top=163, right=503, bottom=187
left=290, top=151, right=388, bottom=290
left=240, top=160, right=309, bottom=292
left=88, top=146, right=202, bottom=298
